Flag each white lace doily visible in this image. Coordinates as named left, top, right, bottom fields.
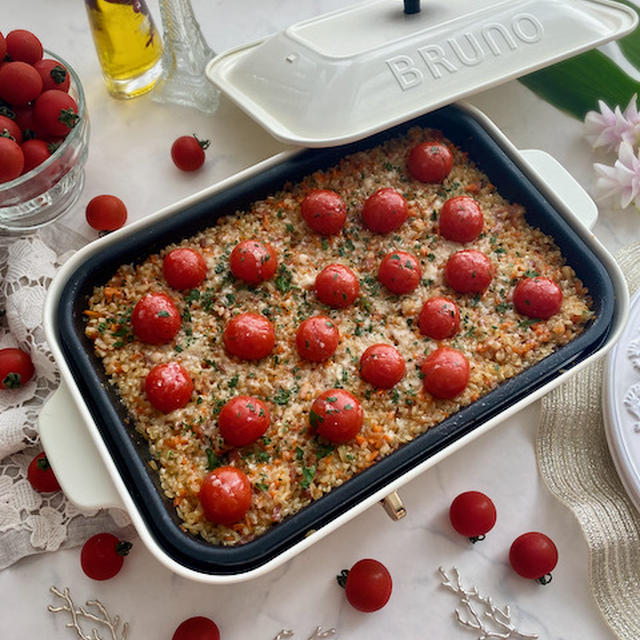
left=0, top=227, right=133, bottom=570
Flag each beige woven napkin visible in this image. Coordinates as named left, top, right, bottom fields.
left=537, top=242, right=640, bottom=639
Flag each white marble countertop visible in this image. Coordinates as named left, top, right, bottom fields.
left=2, top=1, right=639, bottom=638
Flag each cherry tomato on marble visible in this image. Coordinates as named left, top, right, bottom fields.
left=172, top=616, right=220, bottom=640
left=421, top=346, right=470, bottom=399
left=296, top=315, right=339, bottom=362
left=361, top=187, right=408, bottom=234
left=0, top=61, right=43, bottom=106
left=0, top=32, right=6, bottom=62
left=449, top=491, right=496, bottom=542
left=34, top=89, right=79, bottom=136
left=513, top=277, right=563, bottom=320
left=377, top=250, right=422, bottom=295
left=418, top=296, right=460, bottom=340
left=337, top=558, right=393, bottom=612
left=223, top=312, right=275, bottom=361
left=301, top=189, right=347, bottom=236
left=80, top=532, right=132, bottom=581
left=218, top=395, right=270, bottom=447
left=21, top=139, right=51, bottom=173
left=509, top=531, right=558, bottom=584
left=309, top=389, right=363, bottom=444
left=27, top=452, right=61, bottom=493
left=0, top=114, right=23, bottom=143
left=315, top=263, right=359, bottom=308
left=33, top=58, right=70, bottom=92
left=171, top=134, right=210, bottom=172
left=131, top=292, right=181, bottom=344
left=199, top=465, right=252, bottom=525
left=359, top=343, right=406, bottom=389
left=407, top=141, right=453, bottom=183
left=85, top=194, right=128, bottom=231
left=0, top=136, right=24, bottom=183
left=0, top=347, right=34, bottom=389
left=145, top=361, right=193, bottom=413
left=445, top=249, right=493, bottom=294
left=163, top=247, right=208, bottom=290
left=5, top=29, right=43, bottom=64
left=229, top=239, right=277, bottom=286
left=439, top=196, right=484, bottom=243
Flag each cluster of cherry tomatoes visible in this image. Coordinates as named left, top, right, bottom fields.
left=0, top=29, right=80, bottom=184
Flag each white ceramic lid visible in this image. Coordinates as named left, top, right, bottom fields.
left=206, top=0, right=637, bottom=147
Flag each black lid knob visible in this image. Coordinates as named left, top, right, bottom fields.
left=404, top=0, right=421, bottom=14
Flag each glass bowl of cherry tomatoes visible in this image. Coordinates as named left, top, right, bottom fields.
left=0, top=43, right=89, bottom=232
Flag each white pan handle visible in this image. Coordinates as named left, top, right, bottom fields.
left=519, top=149, right=598, bottom=231
left=39, top=382, right=124, bottom=510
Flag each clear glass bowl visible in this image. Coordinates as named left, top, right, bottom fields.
left=0, top=50, right=89, bottom=232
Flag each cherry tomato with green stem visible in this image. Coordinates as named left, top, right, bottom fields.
left=81, top=533, right=132, bottom=581
left=171, top=134, right=210, bottom=171
left=27, top=452, right=61, bottom=493
left=34, top=89, right=79, bottom=136
left=509, top=531, right=558, bottom=584
left=33, top=59, right=70, bottom=92
left=0, top=114, right=23, bottom=143
left=0, top=347, right=34, bottom=389
left=337, top=558, right=393, bottom=612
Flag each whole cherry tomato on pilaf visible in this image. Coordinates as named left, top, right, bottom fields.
left=418, top=296, right=461, bottom=340
left=377, top=250, right=422, bottom=295
left=131, top=292, right=181, bottom=344
left=199, top=465, right=252, bottom=525
left=296, top=315, right=339, bottom=362
left=439, top=195, right=484, bottom=244
left=229, top=239, right=277, bottom=285
left=513, top=277, right=563, bottom=320
left=407, top=140, right=453, bottom=183
left=163, top=247, right=208, bottom=290
left=301, top=189, right=347, bottom=236
left=421, top=347, right=470, bottom=400
left=315, top=263, right=360, bottom=309
left=223, top=312, right=275, bottom=361
left=145, top=362, right=193, bottom=414
left=361, top=187, right=408, bottom=234
left=309, top=389, right=363, bottom=444
left=445, top=249, right=493, bottom=294
left=359, top=344, right=406, bottom=389
left=218, top=395, right=270, bottom=447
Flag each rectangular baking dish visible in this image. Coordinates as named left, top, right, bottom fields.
left=42, top=103, right=629, bottom=583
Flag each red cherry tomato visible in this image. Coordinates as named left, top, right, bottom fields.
left=445, top=249, right=493, bottom=294
left=315, top=263, right=360, bottom=308
left=301, top=189, right=347, bottom=236
left=407, top=141, right=453, bottom=183
left=5, top=29, right=43, bottom=64
left=0, top=137, right=25, bottom=183
left=131, top=292, right=181, bottom=344
left=509, top=531, right=558, bottom=583
left=0, top=61, right=43, bottom=106
left=172, top=616, right=220, bottom=640
left=199, top=465, right=252, bottom=525
left=80, top=533, right=132, bottom=581
left=33, top=59, right=70, bottom=92
left=34, top=90, right=79, bottom=136
left=439, top=196, right=484, bottom=243
left=223, top=312, right=275, bottom=361
left=229, top=239, right=278, bottom=285
left=339, top=558, right=393, bottom=612
left=163, top=248, right=208, bottom=290
left=449, top=491, right=497, bottom=541
left=359, top=344, right=406, bottom=389
left=361, top=187, right=408, bottom=234
left=12, top=105, right=43, bottom=139
left=145, top=362, right=193, bottom=413
left=421, top=347, right=470, bottom=399
left=0, top=347, right=35, bottom=389
left=85, top=194, right=128, bottom=231
left=0, top=32, right=6, bottom=62
left=27, top=452, right=61, bottom=493
left=296, top=315, right=339, bottom=362
left=309, top=389, right=363, bottom=444
left=21, top=139, right=51, bottom=173
left=377, top=250, right=422, bottom=295
left=0, top=115, right=23, bottom=143
left=513, top=277, right=563, bottom=320
left=418, top=296, right=460, bottom=340
left=171, top=135, right=210, bottom=172
left=218, top=395, right=270, bottom=447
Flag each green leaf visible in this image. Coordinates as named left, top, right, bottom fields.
left=519, top=49, right=640, bottom=119
left=616, top=0, right=640, bottom=69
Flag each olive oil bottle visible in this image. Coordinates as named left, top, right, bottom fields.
left=85, top=0, right=163, bottom=99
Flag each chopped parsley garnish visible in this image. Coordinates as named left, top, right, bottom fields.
left=205, top=448, right=222, bottom=471
left=309, top=409, right=323, bottom=428
left=272, top=387, right=291, bottom=405
left=524, top=269, right=539, bottom=278
left=296, top=446, right=304, bottom=461
left=275, top=264, right=293, bottom=293
left=228, top=374, right=239, bottom=389
left=300, top=465, right=316, bottom=489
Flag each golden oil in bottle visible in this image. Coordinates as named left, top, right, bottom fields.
left=85, top=0, right=163, bottom=99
